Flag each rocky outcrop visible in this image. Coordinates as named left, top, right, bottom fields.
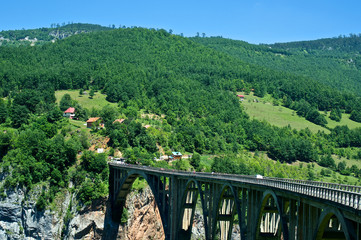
left=66, top=207, right=105, bottom=240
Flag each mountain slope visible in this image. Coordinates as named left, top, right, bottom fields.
left=0, top=23, right=111, bottom=46
left=1, top=27, right=358, bottom=113
left=192, top=36, right=361, bottom=96
left=1, top=27, right=361, bottom=157
left=269, top=34, right=361, bottom=54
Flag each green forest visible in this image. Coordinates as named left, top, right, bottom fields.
left=193, top=35, right=361, bottom=96
left=0, top=24, right=361, bottom=210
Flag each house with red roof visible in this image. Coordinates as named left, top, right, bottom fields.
left=237, top=95, right=245, bottom=101
left=63, top=107, right=75, bottom=119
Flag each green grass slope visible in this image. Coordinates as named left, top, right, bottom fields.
left=241, top=93, right=328, bottom=133
left=242, top=93, right=361, bottom=132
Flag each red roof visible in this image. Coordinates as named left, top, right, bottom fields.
left=64, top=107, right=75, bottom=113
left=237, top=95, right=245, bottom=98
left=86, top=117, right=101, bottom=123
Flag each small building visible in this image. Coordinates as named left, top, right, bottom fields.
left=86, top=117, right=104, bottom=128
left=113, top=119, right=125, bottom=124
left=63, top=107, right=75, bottom=119
left=144, top=124, right=151, bottom=129
left=237, top=95, right=245, bottom=101
left=171, top=152, right=182, bottom=160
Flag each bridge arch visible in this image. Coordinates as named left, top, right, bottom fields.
left=255, top=190, right=289, bottom=240
left=315, top=207, right=352, bottom=240
left=213, top=184, right=239, bottom=240
left=112, top=170, right=167, bottom=235
left=177, top=180, right=201, bottom=239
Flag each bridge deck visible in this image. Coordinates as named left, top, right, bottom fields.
left=109, top=162, right=361, bottom=213
left=109, top=162, right=361, bottom=240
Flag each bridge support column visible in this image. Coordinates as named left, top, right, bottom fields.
left=241, top=188, right=247, bottom=240
left=298, top=202, right=320, bottom=240
left=247, top=189, right=261, bottom=239
left=309, top=205, right=320, bottom=239
left=288, top=199, right=297, bottom=240
left=169, top=176, right=179, bottom=240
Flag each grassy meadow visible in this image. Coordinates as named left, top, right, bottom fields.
left=324, top=112, right=361, bottom=129
left=241, top=93, right=361, bottom=133
left=55, top=89, right=117, bottom=110
left=241, top=93, right=328, bottom=133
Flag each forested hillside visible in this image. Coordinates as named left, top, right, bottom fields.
left=270, top=34, right=361, bottom=53
left=1, top=26, right=361, bottom=212
left=0, top=23, right=111, bottom=46
left=1, top=28, right=360, bottom=112
left=193, top=35, right=361, bottom=96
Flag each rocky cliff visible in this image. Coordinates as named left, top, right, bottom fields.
left=0, top=186, right=64, bottom=239
left=66, top=186, right=165, bottom=240
left=0, top=184, right=241, bottom=239
left=0, top=184, right=165, bottom=240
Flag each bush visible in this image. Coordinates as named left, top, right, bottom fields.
left=319, top=154, right=336, bottom=169
left=81, top=151, right=107, bottom=174
left=36, top=191, right=47, bottom=211
left=330, top=108, right=342, bottom=122
left=121, top=208, right=129, bottom=224
left=78, top=179, right=94, bottom=205
left=190, top=152, right=201, bottom=171
left=350, top=110, right=361, bottom=123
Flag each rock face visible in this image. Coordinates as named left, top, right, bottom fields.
left=122, top=187, right=164, bottom=240
left=0, top=184, right=165, bottom=240
left=0, top=187, right=62, bottom=239
left=0, top=184, right=242, bottom=239
left=66, top=206, right=105, bottom=240
left=65, top=186, right=164, bottom=240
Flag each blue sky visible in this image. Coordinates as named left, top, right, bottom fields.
left=1, top=0, right=360, bottom=44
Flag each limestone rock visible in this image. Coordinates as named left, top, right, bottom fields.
left=123, top=187, right=165, bottom=240
left=67, top=209, right=105, bottom=240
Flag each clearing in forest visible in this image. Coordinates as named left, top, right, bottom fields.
left=55, top=89, right=117, bottom=110
left=241, top=93, right=361, bottom=133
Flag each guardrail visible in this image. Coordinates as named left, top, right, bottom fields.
left=109, top=162, right=361, bottom=211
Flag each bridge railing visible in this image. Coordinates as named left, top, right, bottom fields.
left=109, top=162, right=361, bottom=211
left=207, top=172, right=361, bottom=211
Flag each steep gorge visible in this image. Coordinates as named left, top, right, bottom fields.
left=0, top=184, right=166, bottom=240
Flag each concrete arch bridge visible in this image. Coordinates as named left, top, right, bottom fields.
left=109, top=162, right=361, bottom=240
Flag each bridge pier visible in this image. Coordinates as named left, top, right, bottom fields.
left=109, top=163, right=361, bottom=240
